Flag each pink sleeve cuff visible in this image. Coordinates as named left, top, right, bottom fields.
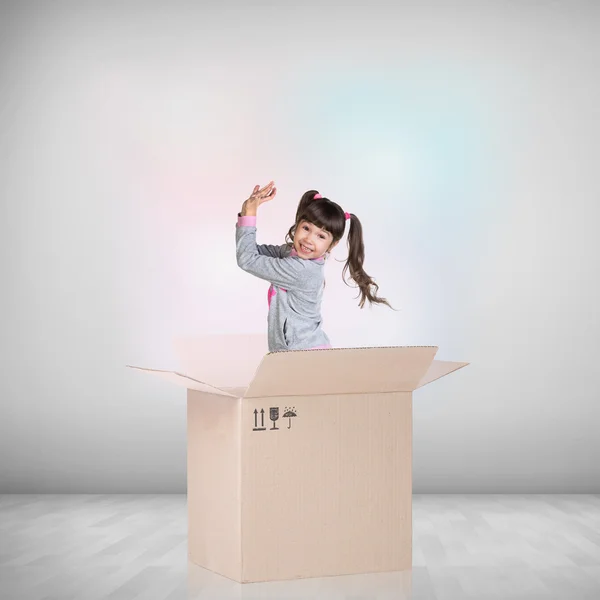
left=237, top=215, right=257, bottom=227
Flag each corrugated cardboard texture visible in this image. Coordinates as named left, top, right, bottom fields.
left=174, top=334, right=268, bottom=388
left=241, top=392, right=412, bottom=582
left=245, top=347, right=438, bottom=398
left=188, top=390, right=242, bottom=581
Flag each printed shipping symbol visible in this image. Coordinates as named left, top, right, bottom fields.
left=283, top=407, right=297, bottom=429
left=253, top=408, right=266, bottom=431
left=252, top=407, right=297, bottom=431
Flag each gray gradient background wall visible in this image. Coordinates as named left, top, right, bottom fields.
left=1, top=0, right=598, bottom=493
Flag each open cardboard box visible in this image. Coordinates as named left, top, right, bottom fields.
left=128, top=334, right=468, bottom=583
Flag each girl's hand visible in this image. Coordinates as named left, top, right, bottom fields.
left=241, top=181, right=277, bottom=216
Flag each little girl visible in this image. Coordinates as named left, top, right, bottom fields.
left=236, top=181, right=392, bottom=352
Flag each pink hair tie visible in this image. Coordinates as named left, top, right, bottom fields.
left=313, top=193, right=322, bottom=199
left=344, top=212, right=350, bottom=220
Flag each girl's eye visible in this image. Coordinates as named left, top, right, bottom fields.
left=303, top=225, right=309, bottom=231
left=319, top=234, right=326, bottom=239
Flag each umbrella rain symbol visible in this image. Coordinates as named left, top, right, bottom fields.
left=283, top=407, right=297, bottom=429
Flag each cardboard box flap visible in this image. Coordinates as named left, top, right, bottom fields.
left=172, top=334, right=268, bottom=388
left=417, top=360, right=469, bottom=388
left=244, top=346, right=438, bottom=398
left=126, top=366, right=237, bottom=398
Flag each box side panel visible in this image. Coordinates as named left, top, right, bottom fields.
left=240, top=392, right=412, bottom=582
left=188, top=390, right=241, bottom=582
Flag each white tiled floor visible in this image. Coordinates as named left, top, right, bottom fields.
left=1, top=494, right=599, bottom=599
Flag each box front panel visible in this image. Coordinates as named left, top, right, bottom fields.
left=241, top=392, right=412, bottom=582
left=188, top=390, right=241, bottom=581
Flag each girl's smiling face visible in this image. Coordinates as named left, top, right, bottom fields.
left=293, top=220, right=338, bottom=259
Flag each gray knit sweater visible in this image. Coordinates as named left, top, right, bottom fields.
left=236, top=215, right=331, bottom=352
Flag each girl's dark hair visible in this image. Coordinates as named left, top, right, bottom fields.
left=285, top=190, right=393, bottom=309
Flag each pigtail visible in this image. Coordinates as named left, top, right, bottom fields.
left=342, top=214, right=393, bottom=309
